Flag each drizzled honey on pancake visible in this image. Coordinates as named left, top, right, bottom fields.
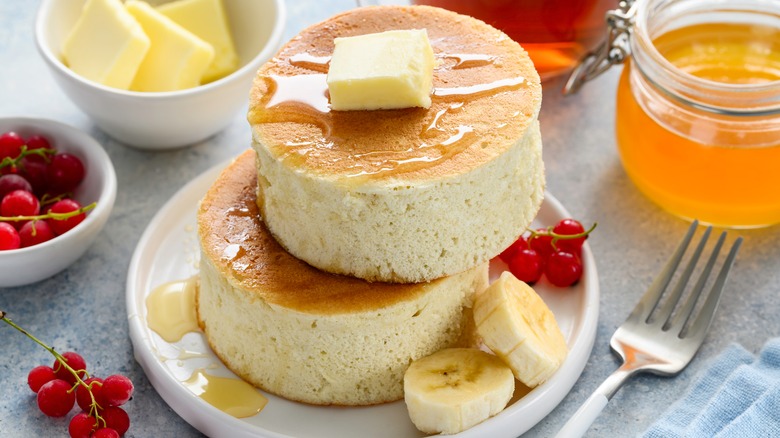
left=197, top=150, right=465, bottom=314
left=248, top=5, right=541, bottom=182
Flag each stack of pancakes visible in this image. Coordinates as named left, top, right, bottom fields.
left=197, top=5, right=544, bottom=406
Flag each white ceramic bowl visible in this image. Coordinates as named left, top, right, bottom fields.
left=34, top=0, right=286, bottom=150
left=0, top=117, right=117, bottom=288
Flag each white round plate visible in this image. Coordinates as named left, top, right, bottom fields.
left=127, top=159, right=599, bottom=438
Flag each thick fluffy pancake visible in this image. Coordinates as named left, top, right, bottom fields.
left=249, top=5, right=544, bottom=283
left=197, top=150, right=488, bottom=405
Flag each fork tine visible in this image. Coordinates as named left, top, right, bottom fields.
left=626, top=220, right=699, bottom=323
left=555, top=224, right=742, bottom=438
left=655, top=226, right=712, bottom=327
left=666, top=231, right=726, bottom=333
left=683, top=236, right=743, bottom=340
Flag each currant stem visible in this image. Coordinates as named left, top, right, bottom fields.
left=527, top=222, right=598, bottom=250
left=1, top=310, right=104, bottom=423
left=0, top=202, right=96, bottom=223
left=0, top=310, right=63, bottom=361
left=0, top=146, right=54, bottom=170
left=40, top=192, right=73, bottom=207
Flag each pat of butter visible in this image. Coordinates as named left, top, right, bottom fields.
left=157, top=0, right=240, bottom=83
left=62, top=0, right=150, bottom=90
left=327, top=29, right=434, bottom=111
left=125, top=0, right=215, bottom=92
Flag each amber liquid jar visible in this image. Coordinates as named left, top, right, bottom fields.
left=413, top=0, right=616, bottom=81
left=615, top=0, right=780, bottom=228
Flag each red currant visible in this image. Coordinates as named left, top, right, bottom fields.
left=76, top=377, right=105, bottom=411
left=552, top=218, right=587, bottom=254
left=101, top=406, right=130, bottom=436
left=499, top=236, right=528, bottom=263
left=0, top=131, right=25, bottom=160
left=545, top=251, right=583, bottom=287
left=92, top=428, right=120, bottom=438
left=102, top=375, right=134, bottom=407
left=18, top=159, right=49, bottom=195
left=27, top=365, right=57, bottom=393
left=68, top=412, right=98, bottom=438
left=37, top=379, right=75, bottom=417
left=53, top=351, right=88, bottom=385
left=24, top=134, right=54, bottom=160
left=47, top=153, right=85, bottom=195
left=47, top=199, right=85, bottom=235
left=0, top=222, right=20, bottom=250
left=19, top=220, right=55, bottom=247
left=507, top=248, right=544, bottom=284
left=529, top=228, right=555, bottom=261
left=1, top=189, right=40, bottom=219
left=0, top=174, right=33, bottom=198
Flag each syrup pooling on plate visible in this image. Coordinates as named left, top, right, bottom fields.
left=146, top=276, right=269, bottom=418
left=184, top=369, right=268, bottom=418
left=146, top=277, right=199, bottom=343
left=249, top=39, right=529, bottom=180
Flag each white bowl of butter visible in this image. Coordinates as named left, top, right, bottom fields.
left=35, top=0, right=285, bottom=149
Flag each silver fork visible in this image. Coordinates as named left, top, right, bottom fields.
left=555, top=220, right=743, bottom=438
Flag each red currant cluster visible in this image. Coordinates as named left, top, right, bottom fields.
left=2, top=311, right=133, bottom=438
left=0, top=130, right=92, bottom=250
left=28, top=351, right=133, bottom=438
left=499, top=218, right=595, bottom=287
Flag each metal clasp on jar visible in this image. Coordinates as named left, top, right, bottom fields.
left=563, top=0, right=638, bottom=95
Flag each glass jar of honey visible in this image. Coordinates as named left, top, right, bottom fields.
left=571, top=0, right=780, bottom=228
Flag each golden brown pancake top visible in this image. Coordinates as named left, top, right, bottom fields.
left=248, top=5, right=542, bottom=183
left=197, top=150, right=456, bottom=314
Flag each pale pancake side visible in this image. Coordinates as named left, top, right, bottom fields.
left=197, top=150, right=456, bottom=314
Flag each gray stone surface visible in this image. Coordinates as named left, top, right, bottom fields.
left=1, top=1, right=778, bottom=437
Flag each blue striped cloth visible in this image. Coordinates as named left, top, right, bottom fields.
left=643, top=338, right=780, bottom=437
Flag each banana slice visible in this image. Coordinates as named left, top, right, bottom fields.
left=473, top=271, right=568, bottom=388
left=404, top=348, right=515, bottom=435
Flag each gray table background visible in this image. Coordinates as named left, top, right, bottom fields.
left=1, top=1, right=778, bottom=437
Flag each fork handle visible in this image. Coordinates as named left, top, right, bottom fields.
left=554, top=365, right=635, bottom=438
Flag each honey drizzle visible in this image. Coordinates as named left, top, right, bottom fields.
left=288, top=52, right=331, bottom=72
left=265, top=74, right=330, bottom=114
left=438, top=53, right=496, bottom=69
left=249, top=50, right=527, bottom=179
left=424, top=102, right=464, bottom=136
left=289, top=52, right=495, bottom=72
left=433, top=77, right=526, bottom=99
left=184, top=369, right=268, bottom=418
left=226, top=205, right=252, bottom=217
left=334, top=125, right=477, bottom=179
left=146, top=277, right=271, bottom=418
left=222, top=243, right=250, bottom=272
left=146, top=277, right=199, bottom=343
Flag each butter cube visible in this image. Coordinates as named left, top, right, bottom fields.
left=125, top=0, right=215, bottom=92
left=327, top=29, right=434, bottom=111
left=157, top=0, right=240, bottom=83
left=62, top=0, right=150, bottom=90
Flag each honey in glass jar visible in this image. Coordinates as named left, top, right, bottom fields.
left=413, top=0, right=616, bottom=81
left=615, top=0, right=780, bottom=228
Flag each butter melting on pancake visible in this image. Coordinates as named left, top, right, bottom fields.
left=248, top=5, right=542, bottom=182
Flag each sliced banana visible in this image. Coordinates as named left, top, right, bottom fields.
left=403, top=347, right=515, bottom=435
left=473, top=271, right=568, bottom=388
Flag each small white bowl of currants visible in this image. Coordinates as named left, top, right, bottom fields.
left=0, top=117, right=117, bottom=287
